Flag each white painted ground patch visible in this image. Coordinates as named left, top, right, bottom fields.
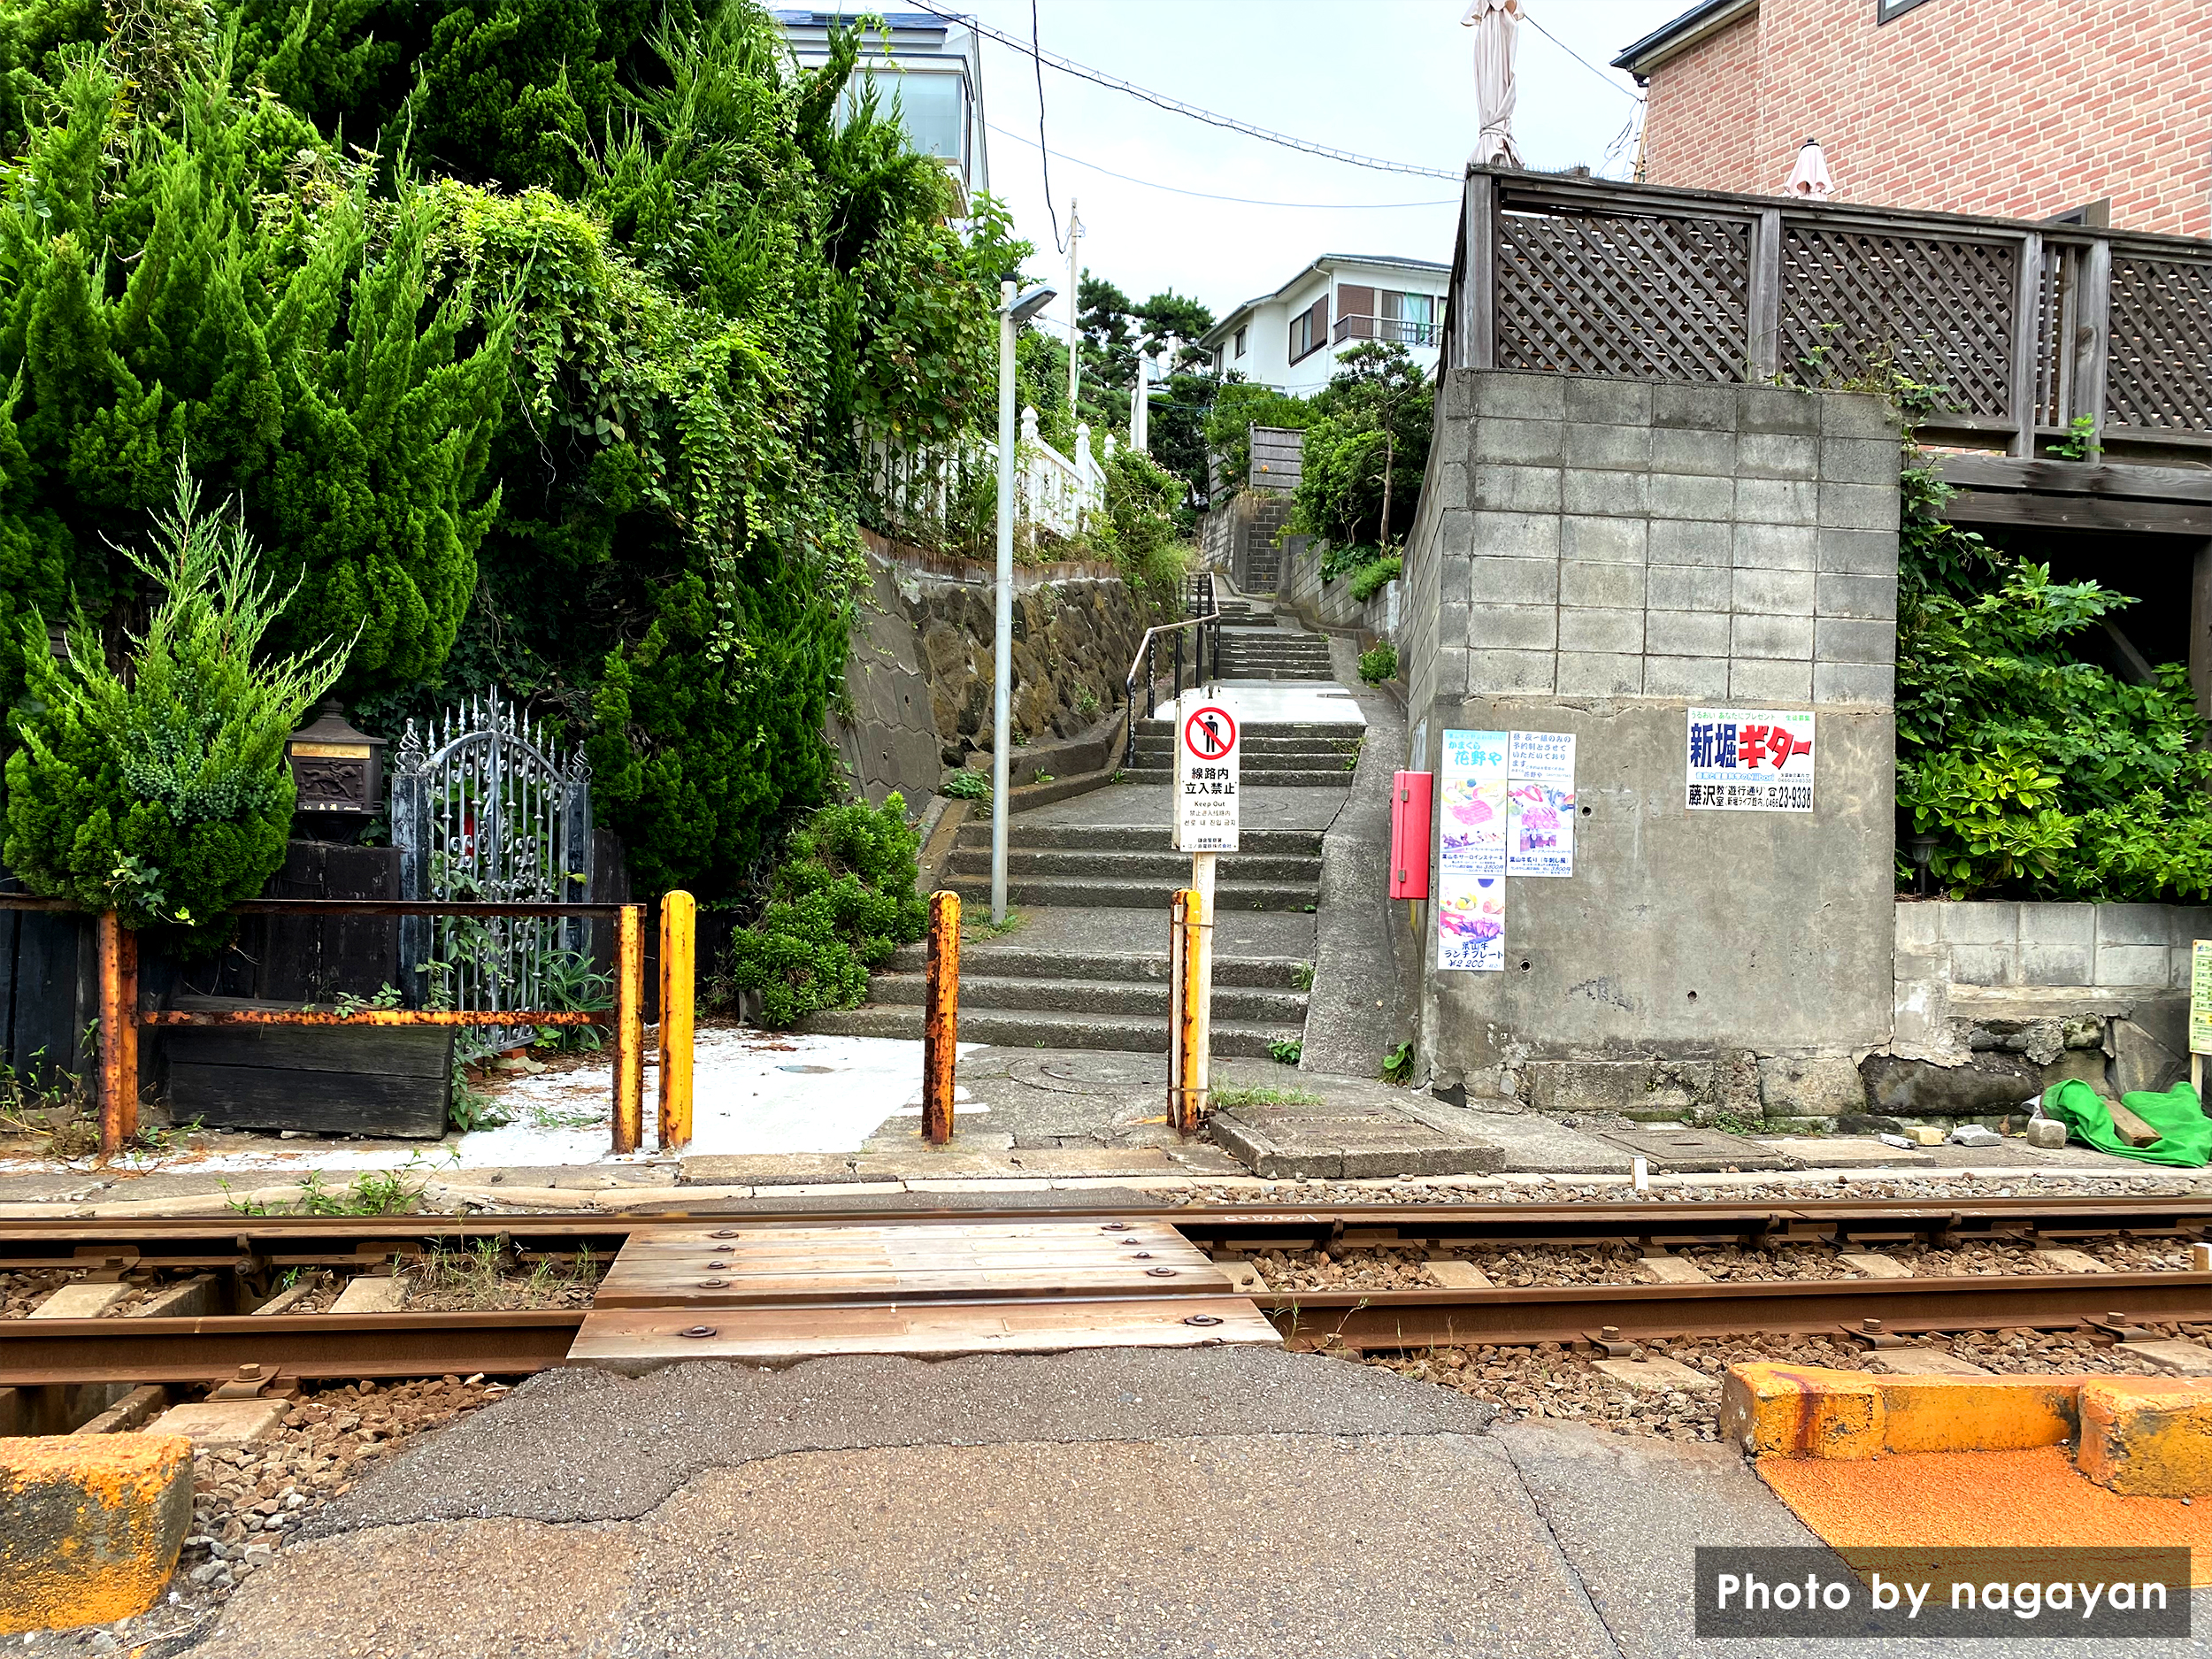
left=0, top=1029, right=967, bottom=1176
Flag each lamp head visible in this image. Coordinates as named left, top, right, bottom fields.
left=1007, top=282, right=1058, bottom=324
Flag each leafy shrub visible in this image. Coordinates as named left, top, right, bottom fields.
left=720, top=794, right=928, bottom=1026
left=1268, top=1038, right=1302, bottom=1066
left=1896, top=455, right=2212, bottom=899
left=1202, top=383, right=1317, bottom=487
left=1348, top=555, right=1402, bottom=603
left=1081, top=448, right=1191, bottom=606
left=4, top=465, right=351, bottom=950
left=1318, top=541, right=1381, bottom=584
left=941, top=769, right=990, bottom=801
left=1289, top=344, right=1432, bottom=551
left=1357, top=642, right=1399, bottom=685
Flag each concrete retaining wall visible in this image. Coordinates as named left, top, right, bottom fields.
left=1273, top=538, right=1403, bottom=643
left=1402, top=369, right=1901, bottom=1110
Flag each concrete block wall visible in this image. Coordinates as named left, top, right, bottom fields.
left=1406, top=368, right=1901, bottom=1100
left=1273, top=536, right=1403, bottom=642
left=1892, top=900, right=2212, bottom=1063
left=1425, top=372, right=1900, bottom=709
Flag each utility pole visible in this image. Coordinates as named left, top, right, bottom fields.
left=1065, top=200, right=1082, bottom=423
left=991, top=277, right=1057, bottom=925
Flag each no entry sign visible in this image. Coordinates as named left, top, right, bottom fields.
left=1174, top=693, right=1240, bottom=852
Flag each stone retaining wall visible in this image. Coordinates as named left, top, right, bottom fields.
left=834, top=535, right=1156, bottom=809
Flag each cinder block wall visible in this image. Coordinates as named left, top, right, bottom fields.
left=1403, top=369, right=1901, bottom=1102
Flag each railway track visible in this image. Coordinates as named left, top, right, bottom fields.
left=4, top=1194, right=2211, bottom=1402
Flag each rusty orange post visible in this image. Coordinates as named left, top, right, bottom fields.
left=117, top=924, right=139, bottom=1147
left=658, top=891, right=695, bottom=1151
left=611, top=903, right=645, bottom=1154
left=1168, top=888, right=1206, bottom=1133
left=922, top=891, right=961, bottom=1143
left=97, top=910, right=127, bottom=1156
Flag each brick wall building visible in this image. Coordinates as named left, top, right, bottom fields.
left=1615, top=0, right=2212, bottom=239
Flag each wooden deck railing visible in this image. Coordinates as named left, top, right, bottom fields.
left=1448, top=165, right=2212, bottom=460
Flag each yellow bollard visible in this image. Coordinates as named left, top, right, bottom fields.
left=611, top=904, right=645, bottom=1154
left=97, top=910, right=127, bottom=1157
left=658, top=891, right=696, bottom=1151
left=1168, top=888, right=1206, bottom=1134
left=922, top=891, right=961, bottom=1144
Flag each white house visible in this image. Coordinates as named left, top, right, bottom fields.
left=774, top=10, right=989, bottom=210
left=1199, top=254, right=1451, bottom=396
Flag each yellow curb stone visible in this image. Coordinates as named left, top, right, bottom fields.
left=0, top=1435, right=192, bottom=1634
left=2078, top=1378, right=2212, bottom=1497
left=1719, top=1364, right=1881, bottom=1459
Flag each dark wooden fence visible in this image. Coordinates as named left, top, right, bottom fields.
left=0, top=878, right=93, bottom=1093
left=1448, top=166, right=2212, bottom=462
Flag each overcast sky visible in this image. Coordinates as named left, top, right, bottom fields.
left=862, top=0, right=1692, bottom=333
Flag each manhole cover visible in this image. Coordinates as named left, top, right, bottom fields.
left=1594, top=1126, right=1786, bottom=1171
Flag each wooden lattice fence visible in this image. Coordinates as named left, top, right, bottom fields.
left=1452, top=167, right=2212, bottom=457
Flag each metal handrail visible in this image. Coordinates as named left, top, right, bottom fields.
left=1124, top=572, right=1222, bottom=760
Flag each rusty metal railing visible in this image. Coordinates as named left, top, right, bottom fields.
left=0, top=893, right=697, bottom=1157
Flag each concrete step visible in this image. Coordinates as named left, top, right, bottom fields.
left=1117, top=766, right=1352, bottom=788
left=953, top=823, right=1325, bottom=855
left=864, top=972, right=1309, bottom=1023
left=1133, top=739, right=1354, bottom=761
left=806, top=1002, right=1302, bottom=1056
left=884, top=943, right=1312, bottom=987
left=1133, top=748, right=1354, bottom=774
left=942, top=874, right=1318, bottom=910
left=945, top=848, right=1322, bottom=882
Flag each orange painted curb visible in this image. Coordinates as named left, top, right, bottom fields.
left=0, top=1435, right=193, bottom=1634
left=1724, top=1362, right=2212, bottom=1497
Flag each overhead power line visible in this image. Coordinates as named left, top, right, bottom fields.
left=987, top=122, right=1456, bottom=211
left=1028, top=0, right=1062, bottom=251
left=1521, top=11, right=1644, bottom=101
left=909, top=1, right=1457, bottom=180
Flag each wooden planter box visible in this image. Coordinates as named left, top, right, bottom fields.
left=158, top=996, right=453, bottom=1140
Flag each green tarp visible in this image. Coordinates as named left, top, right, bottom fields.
left=2040, top=1079, right=2212, bottom=1168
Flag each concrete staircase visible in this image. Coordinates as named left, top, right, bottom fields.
left=1217, top=625, right=1334, bottom=681
left=1118, top=720, right=1362, bottom=787
left=810, top=810, right=1321, bottom=1054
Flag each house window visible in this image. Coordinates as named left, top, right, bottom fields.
left=1379, top=291, right=1439, bottom=347
left=1289, top=307, right=1313, bottom=360
left=1877, top=0, right=1932, bottom=20
left=1233, top=326, right=1247, bottom=358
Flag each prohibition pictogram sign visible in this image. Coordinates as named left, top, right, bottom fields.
left=1183, top=705, right=1236, bottom=761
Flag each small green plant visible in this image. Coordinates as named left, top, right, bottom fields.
left=329, top=984, right=403, bottom=1018
left=1357, top=642, right=1398, bottom=685
left=1073, top=685, right=1102, bottom=721
left=1267, top=1038, right=1303, bottom=1066
left=1381, top=1040, right=1415, bottom=1085
left=964, top=908, right=1023, bottom=941
left=1210, top=1084, right=1324, bottom=1109
left=2049, top=413, right=2101, bottom=462
left=941, top=769, right=991, bottom=802
left=532, top=949, right=614, bottom=1053
left=1348, top=554, right=1402, bottom=603
left=1292, top=963, right=1314, bottom=992
left=448, top=1061, right=507, bottom=1133
left=1032, top=772, right=1055, bottom=785
left=1708, top=1108, right=1765, bottom=1137
left=224, top=1158, right=438, bottom=1217
left=720, top=794, right=929, bottom=1027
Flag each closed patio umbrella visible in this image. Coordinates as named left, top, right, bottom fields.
left=1463, top=0, right=1523, bottom=168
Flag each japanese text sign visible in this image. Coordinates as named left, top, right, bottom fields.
left=1436, top=729, right=1507, bottom=972
left=1686, top=708, right=1815, bottom=813
left=1174, top=693, right=1240, bottom=853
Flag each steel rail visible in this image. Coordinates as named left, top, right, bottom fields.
left=0, top=1310, right=584, bottom=1386
left=2, top=1194, right=2205, bottom=1256
left=1261, top=1271, right=2212, bottom=1354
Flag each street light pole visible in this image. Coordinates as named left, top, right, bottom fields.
left=990, top=277, right=1057, bottom=926
left=992, top=278, right=1017, bottom=926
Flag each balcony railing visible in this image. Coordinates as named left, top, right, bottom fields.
left=1333, top=313, right=1442, bottom=349
left=1446, top=165, right=2212, bottom=458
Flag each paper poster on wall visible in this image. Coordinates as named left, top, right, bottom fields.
left=1436, top=729, right=1507, bottom=972
left=1508, top=730, right=1576, bottom=878
left=1686, top=708, right=1816, bottom=812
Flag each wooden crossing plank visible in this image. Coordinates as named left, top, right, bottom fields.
left=567, top=1297, right=1282, bottom=1372
left=594, top=1217, right=1225, bottom=1308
